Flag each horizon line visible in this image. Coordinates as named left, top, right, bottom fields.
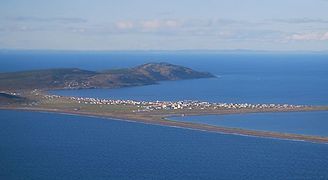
left=1, top=48, right=328, bottom=54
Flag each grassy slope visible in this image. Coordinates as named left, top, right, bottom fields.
left=0, top=63, right=214, bottom=91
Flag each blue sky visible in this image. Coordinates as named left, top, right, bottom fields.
left=0, top=0, right=328, bottom=51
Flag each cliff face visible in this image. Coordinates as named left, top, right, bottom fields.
left=0, top=62, right=215, bottom=91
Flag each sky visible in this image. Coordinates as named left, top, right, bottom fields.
left=0, top=0, right=328, bottom=51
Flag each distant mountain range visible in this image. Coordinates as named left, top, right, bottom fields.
left=0, top=62, right=214, bottom=91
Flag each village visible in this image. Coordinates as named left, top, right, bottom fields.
left=41, top=94, right=305, bottom=112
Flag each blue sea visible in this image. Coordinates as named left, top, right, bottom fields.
left=171, top=111, right=328, bottom=137
left=1, top=51, right=327, bottom=105
left=1, top=51, right=328, bottom=179
left=1, top=110, right=328, bottom=180
left=27, top=52, right=326, bottom=105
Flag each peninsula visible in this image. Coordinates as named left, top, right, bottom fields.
left=1, top=63, right=328, bottom=143
left=0, top=62, right=214, bottom=91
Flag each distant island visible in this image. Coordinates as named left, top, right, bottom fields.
left=1, top=62, right=328, bottom=143
left=0, top=62, right=214, bottom=91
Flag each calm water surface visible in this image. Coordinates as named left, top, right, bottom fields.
left=41, top=53, right=328, bottom=105
left=171, top=111, right=328, bottom=137
left=1, top=52, right=328, bottom=179
left=1, top=51, right=328, bottom=105
left=1, top=110, right=328, bottom=180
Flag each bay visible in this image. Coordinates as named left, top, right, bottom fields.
left=170, top=111, right=328, bottom=137
left=1, top=51, right=327, bottom=105
left=27, top=52, right=327, bottom=105
left=1, top=52, right=328, bottom=179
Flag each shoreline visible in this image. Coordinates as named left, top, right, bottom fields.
left=1, top=106, right=328, bottom=144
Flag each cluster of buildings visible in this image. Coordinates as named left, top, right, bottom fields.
left=59, top=96, right=304, bottom=112
left=68, top=96, right=142, bottom=106
left=138, top=101, right=304, bottom=111
left=63, top=81, right=91, bottom=89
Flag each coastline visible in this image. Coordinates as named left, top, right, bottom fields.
left=1, top=106, right=328, bottom=144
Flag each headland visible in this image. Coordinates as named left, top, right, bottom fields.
left=1, top=63, right=328, bottom=143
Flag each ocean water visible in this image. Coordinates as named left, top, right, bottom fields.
left=1, top=110, right=328, bottom=180
left=1, top=51, right=328, bottom=105
left=25, top=52, right=327, bottom=105
left=1, top=52, right=328, bottom=179
left=170, top=111, right=328, bottom=137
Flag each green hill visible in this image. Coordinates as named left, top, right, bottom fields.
left=0, top=62, right=215, bottom=91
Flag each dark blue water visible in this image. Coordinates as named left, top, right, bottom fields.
left=20, top=52, right=326, bottom=105
left=1, top=52, right=328, bottom=179
left=1, top=51, right=328, bottom=105
left=171, top=111, right=328, bottom=137
left=1, top=110, right=328, bottom=180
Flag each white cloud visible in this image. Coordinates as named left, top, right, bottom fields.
left=288, top=32, right=328, bottom=41
left=6, top=16, right=87, bottom=24
left=289, top=33, right=320, bottom=41
left=272, top=18, right=328, bottom=24
left=164, top=20, right=180, bottom=28
left=97, top=18, right=285, bottom=43
left=322, top=32, right=328, bottom=40
left=111, top=19, right=182, bottom=32
left=115, top=21, right=134, bottom=30
left=139, top=20, right=180, bottom=30
left=140, top=20, right=161, bottom=29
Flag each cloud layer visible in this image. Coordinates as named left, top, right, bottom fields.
left=6, top=16, right=87, bottom=23
left=288, top=32, right=328, bottom=41
left=1, top=16, right=328, bottom=50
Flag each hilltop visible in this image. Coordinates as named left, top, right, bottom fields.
left=0, top=62, right=214, bottom=91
